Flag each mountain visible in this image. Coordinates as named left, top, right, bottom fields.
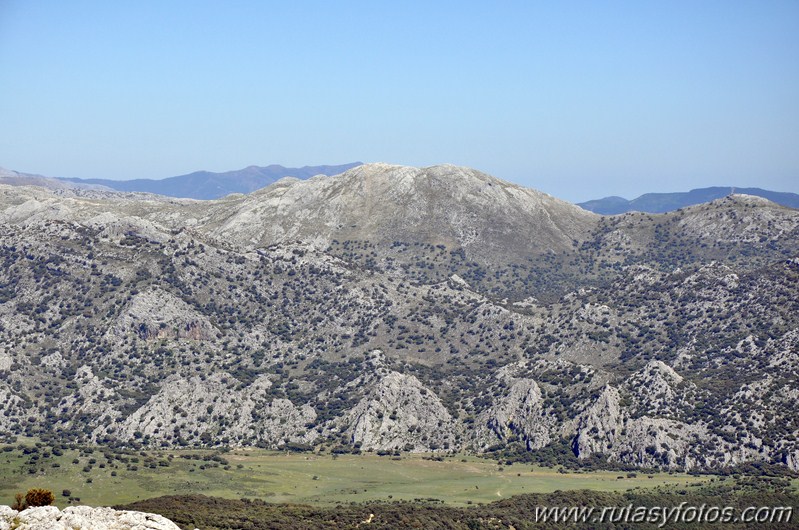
left=579, top=186, right=799, bottom=214
left=1, top=164, right=798, bottom=472
left=188, top=163, right=597, bottom=265
left=58, top=162, right=363, bottom=199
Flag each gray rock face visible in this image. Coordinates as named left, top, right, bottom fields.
left=569, top=384, right=710, bottom=469
left=0, top=505, right=182, bottom=530
left=102, top=372, right=317, bottom=448
left=626, top=360, right=692, bottom=417
left=785, top=450, right=799, bottom=472
left=475, top=376, right=553, bottom=450
left=109, top=288, right=218, bottom=341
left=572, top=386, right=624, bottom=458
left=613, top=418, right=709, bottom=470
left=345, top=371, right=457, bottom=452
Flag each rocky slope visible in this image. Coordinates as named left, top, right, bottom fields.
left=0, top=164, right=798, bottom=472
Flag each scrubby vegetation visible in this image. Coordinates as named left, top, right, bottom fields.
left=24, top=487, right=55, bottom=507
left=9, top=487, right=54, bottom=510
left=119, top=476, right=798, bottom=529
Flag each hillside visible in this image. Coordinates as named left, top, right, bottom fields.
left=0, top=164, right=798, bottom=472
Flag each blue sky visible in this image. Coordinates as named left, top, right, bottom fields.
left=1, top=1, right=797, bottom=202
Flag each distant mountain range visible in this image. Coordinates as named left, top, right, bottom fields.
left=579, top=186, right=799, bottom=214
left=0, top=167, right=107, bottom=191
left=57, top=162, right=363, bottom=200
left=4, top=164, right=797, bottom=214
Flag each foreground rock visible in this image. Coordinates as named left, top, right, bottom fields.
left=0, top=505, right=183, bottom=530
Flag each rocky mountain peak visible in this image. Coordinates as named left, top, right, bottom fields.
left=201, top=163, right=597, bottom=264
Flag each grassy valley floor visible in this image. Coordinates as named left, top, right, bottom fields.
left=2, top=443, right=797, bottom=528
left=1, top=444, right=713, bottom=507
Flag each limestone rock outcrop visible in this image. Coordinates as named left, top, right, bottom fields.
left=0, top=505, right=183, bottom=530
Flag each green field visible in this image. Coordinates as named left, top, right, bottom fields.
left=0, top=443, right=716, bottom=508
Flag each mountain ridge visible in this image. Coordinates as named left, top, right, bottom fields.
left=7, top=163, right=797, bottom=216
left=579, top=186, right=799, bottom=214
left=58, top=162, right=363, bottom=199
left=0, top=167, right=111, bottom=192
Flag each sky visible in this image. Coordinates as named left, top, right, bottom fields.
left=0, top=1, right=797, bottom=203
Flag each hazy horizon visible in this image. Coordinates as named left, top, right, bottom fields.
left=1, top=1, right=797, bottom=203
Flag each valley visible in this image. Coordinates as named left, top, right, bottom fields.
left=0, top=441, right=715, bottom=508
